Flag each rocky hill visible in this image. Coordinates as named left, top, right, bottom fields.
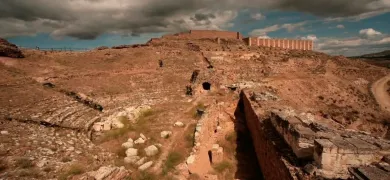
left=0, top=38, right=24, bottom=58
left=0, top=33, right=389, bottom=180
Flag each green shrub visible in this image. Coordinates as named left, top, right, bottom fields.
left=213, top=161, right=232, bottom=173
left=162, top=151, right=184, bottom=175
left=137, top=171, right=157, bottom=180
left=59, top=164, right=85, bottom=180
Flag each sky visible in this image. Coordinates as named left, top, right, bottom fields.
left=1, top=0, right=390, bottom=56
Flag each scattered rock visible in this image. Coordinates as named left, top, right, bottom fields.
left=144, top=145, right=159, bottom=156
left=174, top=121, right=184, bottom=127
left=124, top=156, right=140, bottom=164
left=125, top=148, right=138, bottom=157
left=134, top=138, right=145, bottom=144
left=304, top=164, right=317, bottom=175
left=138, top=161, right=153, bottom=171
left=36, top=159, right=48, bottom=168
left=122, top=141, right=134, bottom=149
left=112, top=118, right=124, bottom=129
left=186, top=155, right=195, bottom=164
left=160, top=131, right=172, bottom=138
left=135, top=157, right=147, bottom=166
left=0, top=131, right=8, bottom=135
left=140, top=133, right=147, bottom=140
left=87, top=165, right=131, bottom=180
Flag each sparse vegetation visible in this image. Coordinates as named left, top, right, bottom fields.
left=192, top=102, right=206, bottom=119
left=61, top=157, right=72, bottom=163
left=43, top=166, right=53, bottom=173
left=15, top=158, right=34, bottom=169
left=0, top=159, right=7, bottom=172
left=213, top=161, right=232, bottom=173
left=59, top=164, right=85, bottom=180
left=185, top=123, right=197, bottom=148
left=162, top=151, right=184, bottom=175
left=135, top=171, right=157, bottom=180
left=18, top=169, right=41, bottom=178
left=116, top=147, right=127, bottom=157
left=189, top=173, right=201, bottom=180
left=225, top=131, right=236, bottom=143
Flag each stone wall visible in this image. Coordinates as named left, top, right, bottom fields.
left=244, top=37, right=313, bottom=50
left=160, top=30, right=242, bottom=40
left=236, top=91, right=298, bottom=180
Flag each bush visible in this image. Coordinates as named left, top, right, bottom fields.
left=137, top=171, right=157, bottom=180
left=61, top=157, right=72, bottom=163
left=213, top=161, right=232, bottom=173
left=225, top=131, right=236, bottom=143
left=162, top=151, right=184, bottom=175
left=59, top=164, right=85, bottom=180
left=185, top=123, right=197, bottom=148
left=18, top=169, right=41, bottom=178
left=15, top=158, right=34, bottom=169
left=116, top=147, right=127, bottom=158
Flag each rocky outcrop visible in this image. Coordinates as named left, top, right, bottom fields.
left=0, top=38, right=24, bottom=58
left=85, top=166, right=131, bottom=180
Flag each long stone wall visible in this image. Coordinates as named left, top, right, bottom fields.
left=161, top=30, right=242, bottom=40
left=236, top=91, right=298, bottom=180
left=244, top=37, right=313, bottom=50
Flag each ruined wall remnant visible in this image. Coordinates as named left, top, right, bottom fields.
left=236, top=91, right=298, bottom=180
left=243, top=37, right=313, bottom=50
left=237, top=89, right=390, bottom=179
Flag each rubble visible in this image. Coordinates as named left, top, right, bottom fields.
left=138, top=161, right=153, bottom=171
left=160, top=131, right=172, bottom=138
left=125, top=148, right=138, bottom=157
left=144, top=145, right=159, bottom=156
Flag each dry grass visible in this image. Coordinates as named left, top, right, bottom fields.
left=184, top=123, right=197, bottom=148
left=162, top=151, right=184, bottom=175
left=0, top=159, right=7, bottom=172
left=58, top=164, right=85, bottom=180
left=213, top=161, right=232, bottom=173
left=15, top=158, right=34, bottom=169
left=18, top=169, right=41, bottom=178
left=61, top=157, right=72, bottom=163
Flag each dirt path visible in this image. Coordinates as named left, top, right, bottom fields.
left=372, top=74, right=390, bottom=112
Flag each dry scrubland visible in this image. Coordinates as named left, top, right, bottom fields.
left=0, top=36, right=389, bottom=180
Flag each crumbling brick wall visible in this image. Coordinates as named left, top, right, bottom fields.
left=244, top=37, right=313, bottom=50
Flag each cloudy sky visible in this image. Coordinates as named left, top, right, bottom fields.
left=1, top=0, right=390, bottom=56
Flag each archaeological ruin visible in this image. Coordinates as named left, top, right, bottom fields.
left=1, top=30, right=390, bottom=180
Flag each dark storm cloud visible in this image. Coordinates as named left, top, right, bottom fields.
left=0, top=0, right=389, bottom=39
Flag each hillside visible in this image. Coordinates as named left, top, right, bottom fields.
left=0, top=33, right=390, bottom=180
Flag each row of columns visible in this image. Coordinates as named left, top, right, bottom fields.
left=247, top=38, right=313, bottom=50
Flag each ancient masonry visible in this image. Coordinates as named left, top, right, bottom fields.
left=150, top=30, right=313, bottom=50
left=236, top=90, right=390, bottom=180
left=243, top=37, right=313, bottom=50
